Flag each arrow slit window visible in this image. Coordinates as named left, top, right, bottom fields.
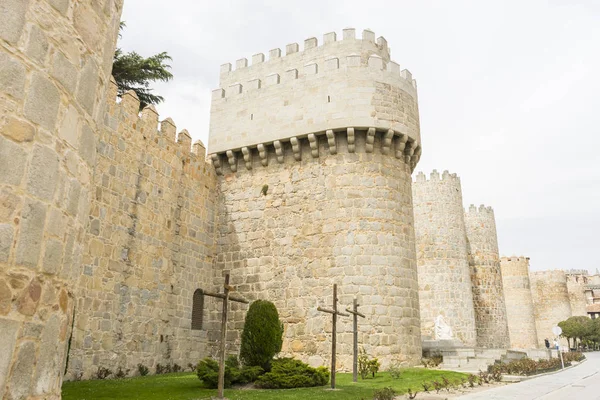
left=192, top=289, right=204, bottom=330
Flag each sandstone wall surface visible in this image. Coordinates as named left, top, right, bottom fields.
left=566, top=274, right=588, bottom=317
left=65, top=86, right=219, bottom=379
left=0, top=0, right=123, bottom=398
left=500, top=257, right=539, bottom=349
left=412, top=171, right=476, bottom=346
left=530, top=270, right=572, bottom=347
left=215, top=131, right=422, bottom=370
left=464, top=205, right=510, bottom=348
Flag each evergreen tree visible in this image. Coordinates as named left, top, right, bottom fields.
left=112, top=22, right=173, bottom=109
left=240, top=300, right=284, bottom=371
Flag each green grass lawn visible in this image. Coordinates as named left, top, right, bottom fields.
left=62, top=369, right=468, bottom=400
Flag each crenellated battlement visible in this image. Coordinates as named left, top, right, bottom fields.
left=104, top=79, right=213, bottom=182
left=218, top=28, right=398, bottom=88
left=466, top=204, right=494, bottom=214
left=208, top=28, right=421, bottom=161
left=414, top=169, right=459, bottom=183
left=214, top=52, right=415, bottom=100
left=565, top=269, right=589, bottom=276
left=501, top=256, right=531, bottom=262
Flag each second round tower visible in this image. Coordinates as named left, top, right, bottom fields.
left=413, top=170, right=477, bottom=346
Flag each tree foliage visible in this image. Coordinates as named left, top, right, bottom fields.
left=239, top=300, right=284, bottom=371
left=558, top=316, right=600, bottom=349
left=112, top=22, right=173, bottom=109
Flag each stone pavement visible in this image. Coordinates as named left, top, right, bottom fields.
left=456, top=352, right=600, bottom=399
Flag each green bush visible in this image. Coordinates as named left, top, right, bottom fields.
left=563, top=352, right=585, bottom=362
left=196, top=356, right=264, bottom=388
left=254, top=358, right=329, bottom=389
left=358, top=348, right=380, bottom=379
left=489, top=357, right=569, bottom=376
left=372, top=387, right=396, bottom=400
left=240, top=300, right=284, bottom=371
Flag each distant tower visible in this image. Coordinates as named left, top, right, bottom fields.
left=464, top=205, right=510, bottom=348
left=565, top=270, right=589, bottom=316
left=209, top=29, right=423, bottom=368
left=530, top=270, right=572, bottom=347
left=500, top=257, right=538, bottom=348
left=413, top=170, right=477, bottom=346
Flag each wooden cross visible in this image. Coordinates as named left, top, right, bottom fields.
left=317, top=283, right=349, bottom=389
left=346, top=298, right=365, bottom=382
left=203, top=274, right=249, bottom=400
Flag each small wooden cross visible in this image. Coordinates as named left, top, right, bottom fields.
left=317, top=283, right=349, bottom=389
left=204, top=274, right=249, bottom=400
left=346, top=298, right=365, bottom=382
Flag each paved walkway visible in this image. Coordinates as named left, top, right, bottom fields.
left=456, top=352, right=600, bottom=400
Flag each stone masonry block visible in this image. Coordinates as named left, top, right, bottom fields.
left=0, top=0, right=29, bottom=44
left=0, top=52, right=26, bottom=99
left=1, top=117, right=35, bottom=142
left=42, top=239, right=64, bottom=274
left=0, top=223, right=14, bottom=262
left=58, top=105, right=80, bottom=147
left=76, top=58, right=99, bottom=115
left=51, top=52, right=78, bottom=95
left=24, top=73, right=61, bottom=131
left=15, top=199, right=46, bottom=268
left=6, top=341, right=35, bottom=400
left=26, top=25, right=49, bottom=64
left=48, top=0, right=69, bottom=15
left=0, top=319, right=20, bottom=399
left=79, top=124, right=97, bottom=166
left=0, top=136, right=27, bottom=185
left=26, top=145, right=59, bottom=202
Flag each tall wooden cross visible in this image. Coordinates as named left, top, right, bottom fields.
left=345, top=298, right=365, bottom=382
left=317, top=283, right=349, bottom=389
left=204, top=274, right=249, bottom=400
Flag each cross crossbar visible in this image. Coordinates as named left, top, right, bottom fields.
left=317, top=306, right=349, bottom=317
left=204, top=291, right=249, bottom=304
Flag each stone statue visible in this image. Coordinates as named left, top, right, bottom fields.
left=434, top=315, right=453, bottom=340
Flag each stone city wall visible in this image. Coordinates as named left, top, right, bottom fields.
left=412, top=171, right=477, bottom=346
left=565, top=273, right=588, bottom=316
left=464, top=205, right=510, bottom=348
left=500, top=257, right=539, bottom=349
left=0, top=0, right=122, bottom=399
left=0, top=0, right=123, bottom=398
left=530, top=270, right=572, bottom=347
left=65, top=84, right=219, bottom=380
left=215, top=130, right=422, bottom=370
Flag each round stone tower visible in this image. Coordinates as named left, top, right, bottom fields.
left=412, top=170, right=477, bottom=346
left=530, top=270, right=572, bottom=347
left=0, top=1, right=123, bottom=398
left=565, top=271, right=589, bottom=317
left=500, top=257, right=539, bottom=348
left=209, top=29, right=423, bottom=368
left=464, top=205, right=510, bottom=348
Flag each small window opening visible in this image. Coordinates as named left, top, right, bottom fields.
left=191, top=289, right=204, bottom=330
left=250, top=114, right=254, bottom=120
left=327, top=96, right=331, bottom=103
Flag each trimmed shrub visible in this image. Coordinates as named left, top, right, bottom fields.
left=196, top=356, right=264, bottom=388
left=240, top=300, right=284, bottom=371
left=254, top=358, right=329, bottom=389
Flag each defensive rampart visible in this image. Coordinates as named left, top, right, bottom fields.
left=412, top=171, right=477, bottom=346
left=500, top=257, right=539, bottom=349
left=530, top=270, right=572, bottom=347
left=65, top=84, right=219, bottom=379
left=464, top=205, right=510, bottom=348
left=0, top=1, right=123, bottom=398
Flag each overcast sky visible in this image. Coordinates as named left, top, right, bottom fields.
left=120, top=0, right=600, bottom=273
